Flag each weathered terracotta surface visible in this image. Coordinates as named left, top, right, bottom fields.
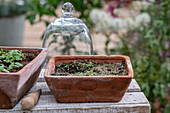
left=44, top=55, right=133, bottom=103
left=0, top=47, right=47, bottom=109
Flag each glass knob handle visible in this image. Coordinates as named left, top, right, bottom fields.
left=62, top=2, right=74, bottom=17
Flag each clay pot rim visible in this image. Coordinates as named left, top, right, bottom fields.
left=0, top=46, right=47, bottom=75
left=44, top=55, right=134, bottom=78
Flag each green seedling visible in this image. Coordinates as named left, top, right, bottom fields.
left=112, top=71, right=118, bottom=74
left=0, top=49, right=3, bottom=53
left=85, top=71, right=96, bottom=76
left=0, top=64, right=9, bottom=73
left=101, top=72, right=105, bottom=75
left=64, top=64, right=69, bottom=70
left=58, top=64, right=64, bottom=67
left=77, top=72, right=85, bottom=76
left=106, top=71, right=110, bottom=75
left=0, top=49, right=26, bottom=73
left=86, top=62, right=93, bottom=67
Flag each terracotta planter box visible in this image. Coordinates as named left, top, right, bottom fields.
left=44, top=55, right=133, bottom=103
left=0, top=47, right=47, bottom=109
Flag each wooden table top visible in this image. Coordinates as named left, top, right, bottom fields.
left=0, top=69, right=150, bottom=113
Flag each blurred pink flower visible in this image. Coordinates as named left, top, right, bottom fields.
left=107, top=4, right=119, bottom=18
left=161, top=51, right=165, bottom=56
left=161, top=49, right=169, bottom=57
left=111, top=14, right=119, bottom=18
left=107, top=4, right=115, bottom=12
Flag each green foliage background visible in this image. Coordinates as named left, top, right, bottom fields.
left=26, top=0, right=102, bottom=30
left=107, top=1, right=170, bottom=112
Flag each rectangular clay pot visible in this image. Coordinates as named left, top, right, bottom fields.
left=0, top=47, right=47, bottom=109
left=44, top=55, right=133, bottom=103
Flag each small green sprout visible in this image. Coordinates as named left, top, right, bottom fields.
left=106, top=71, right=110, bottom=75
left=85, top=71, right=96, bottom=76
left=0, top=49, right=3, bottom=53
left=77, top=72, right=85, bottom=76
left=0, top=49, right=26, bottom=73
left=0, top=64, right=10, bottom=73
left=86, top=62, right=93, bottom=67
left=64, top=64, right=69, bottom=70
left=112, top=71, right=118, bottom=74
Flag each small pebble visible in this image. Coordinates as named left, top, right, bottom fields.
left=122, top=60, right=125, bottom=65
left=51, top=73, right=56, bottom=76
left=119, top=70, right=123, bottom=73
left=118, top=67, right=122, bottom=70
left=107, top=69, right=111, bottom=71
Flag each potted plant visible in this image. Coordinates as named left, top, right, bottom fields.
left=44, top=55, right=133, bottom=103
left=0, top=46, right=47, bottom=109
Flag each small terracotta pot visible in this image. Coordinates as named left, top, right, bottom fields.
left=44, top=55, right=133, bottom=103
left=0, top=47, right=47, bottom=109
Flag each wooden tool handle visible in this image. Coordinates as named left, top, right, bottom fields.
left=21, top=89, right=41, bottom=110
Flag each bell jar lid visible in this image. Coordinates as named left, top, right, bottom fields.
left=43, top=2, right=93, bottom=55
left=44, top=2, right=90, bottom=37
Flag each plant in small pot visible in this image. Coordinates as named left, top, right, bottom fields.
left=44, top=55, right=133, bottom=103
left=0, top=46, right=47, bottom=109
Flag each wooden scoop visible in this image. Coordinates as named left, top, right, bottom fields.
left=21, top=89, right=41, bottom=110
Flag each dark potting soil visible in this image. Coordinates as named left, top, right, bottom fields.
left=0, top=51, right=40, bottom=72
left=52, top=60, right=128, bottom=76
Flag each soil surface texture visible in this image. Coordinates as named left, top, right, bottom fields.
left=52, top=60, right=128, bottom=76
left=0, top=51, right=40, bottom=72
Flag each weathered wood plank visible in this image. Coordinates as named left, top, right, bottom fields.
left=1, top=104, right=150, bottom=113
left=32, top=79, right=140, bottom=95
left=0, top=92, right=150, bottom=113
left=36, top=92, right=149, bottom=105
left=128, top=79, right=141, bottom=92
left=29, top=82, right=51, bottom=95
left=38, top=69, right=45, bottom=82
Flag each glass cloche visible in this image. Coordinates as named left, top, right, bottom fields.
left=43, top=2, right=93, bottom=56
